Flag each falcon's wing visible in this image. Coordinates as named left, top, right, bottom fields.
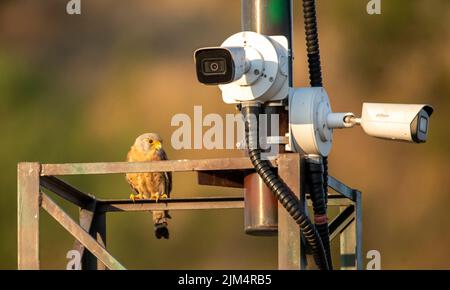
left=126, top=174, right=140, bottom=194
left=159, top=149, right=172, bottom=196
left=125, top=147, right=141, bottom=195
left=164, top=171, right=172, bottom=196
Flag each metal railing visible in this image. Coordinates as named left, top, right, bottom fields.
left=17, top=154, right=362, bottom=270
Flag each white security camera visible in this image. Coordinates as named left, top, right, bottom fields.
left=359, top=103, right=433, bottom=143
left=195, top=31, right=289, bottom=104
left=194, top=47, right=247, bottom=85
left=289, top=88, right=434, bottom=157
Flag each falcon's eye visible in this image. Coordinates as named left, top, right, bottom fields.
left=148, top=139, right=153, bottom=144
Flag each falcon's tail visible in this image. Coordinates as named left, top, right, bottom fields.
left=153, top=210, right=171, bottom=239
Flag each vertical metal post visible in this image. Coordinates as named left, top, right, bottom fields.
left=277, top=154, right=307, bottom=269
left=241, top=0, right=293, bottom=235
left=355, top=190, right=363, bottom=270
left=339, top=191, right=362, bottom=270
left=80, top=209, right=107, bottom=270
left=339, top=206, right=356, bottom=270
left=93, top=212, right=107, bottom=270
left=17, top=162, right=41, bottom=270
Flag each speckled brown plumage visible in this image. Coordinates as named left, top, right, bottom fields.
left=126, top=133, right=172, bottom=239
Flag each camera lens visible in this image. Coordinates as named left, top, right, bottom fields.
left=419, top=116, right=428, bottom=134
left=195, top=48, right=234, bottom=85
left=202, top=58, right=227, bottom=75
left=210, top=62, right=219, bottom=72
left=411, top=109, right=430, bottom=143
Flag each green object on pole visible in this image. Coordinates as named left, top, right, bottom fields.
left=268, top=0, right=287, bottom=24
left=241, top=0, right=292, bottom=85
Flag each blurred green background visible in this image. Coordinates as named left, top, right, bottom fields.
left=1, top=0, right=449, bottom=269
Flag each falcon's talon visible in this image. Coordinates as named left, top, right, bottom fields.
left=130, top=193, right=144, bottom=202
left=150, top=193, right=159, bottom=202
left=160, top=193, right=168, bottom=200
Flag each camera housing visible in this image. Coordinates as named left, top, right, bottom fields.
left=194, top=31, right=289, bottom=104
left=360, top=103, right=433, bottom=143
left=195, top=47, right=246, bottom=85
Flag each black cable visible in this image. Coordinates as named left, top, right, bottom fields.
left=302, top=0, right=333, bottom=269
left=242, top=104, right=329, bottom=270
left=302, top=0, right=323, bottom=87
left=305, top=158, right=332, bottom=269
left=322, top=156, right=328, bottom=206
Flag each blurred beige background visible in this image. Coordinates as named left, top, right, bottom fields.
left=1, top=0, right=449, bottom=269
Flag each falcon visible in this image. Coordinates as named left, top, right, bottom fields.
left=126, top=133, right=172, bottom=239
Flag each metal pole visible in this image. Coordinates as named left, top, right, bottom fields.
left=241, top=0, right=293, bottom=85
left=241, top=0, right=293, bottom=236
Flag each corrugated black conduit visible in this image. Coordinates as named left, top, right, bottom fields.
left=302, top=0, right=333, bottom=269
left=242, top=104, right=329, bottom=270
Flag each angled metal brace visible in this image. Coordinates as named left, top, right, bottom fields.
left=329, top=205, right=355, bottom=241
left=41, top=193, right=125, bottom=270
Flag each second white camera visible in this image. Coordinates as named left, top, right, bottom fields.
left=360, top=103, right=433, bottom=143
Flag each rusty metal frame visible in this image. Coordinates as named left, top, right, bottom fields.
left=17, top=155, right=361, bottom=270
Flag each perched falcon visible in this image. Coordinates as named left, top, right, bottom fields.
left=126, top=133, right=172, bottom=239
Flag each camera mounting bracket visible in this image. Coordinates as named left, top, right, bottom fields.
left=219, top=31, right=289, bottom=104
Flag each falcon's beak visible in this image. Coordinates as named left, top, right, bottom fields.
left=153, top=141, right=162, bottom=150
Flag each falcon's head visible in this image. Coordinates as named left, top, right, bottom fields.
left=134, top=133, right=163, bottom=152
